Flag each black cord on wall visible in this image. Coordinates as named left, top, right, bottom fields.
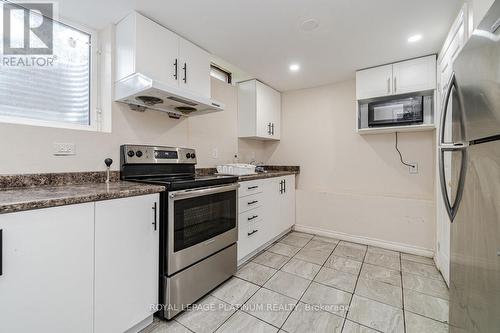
left=395, top=132, right=415, bottom=169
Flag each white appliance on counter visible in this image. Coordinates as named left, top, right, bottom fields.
left=216, top=164, right=257, bottom=176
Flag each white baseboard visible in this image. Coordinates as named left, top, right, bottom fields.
left=293, top=224, right=434, bottom=258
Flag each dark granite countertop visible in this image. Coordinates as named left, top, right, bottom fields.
left=0, top=181, right=165, bottom=214
left=196, top=166, right=300, bottom=182
left=237, top=170, right=298, bottom=181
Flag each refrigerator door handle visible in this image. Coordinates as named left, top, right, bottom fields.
left=439, top=73, right=457, bottom=146
left=439, top=144, right=468, bottom=222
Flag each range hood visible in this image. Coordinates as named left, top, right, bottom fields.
left=115, top=73, right=224, bottom=117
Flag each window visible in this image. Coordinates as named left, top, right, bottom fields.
left=210, top=64, right=232, bottom=84
left=0, top=6, right=99, bottom=131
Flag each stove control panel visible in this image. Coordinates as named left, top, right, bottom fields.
left=121, top=145, right=196, bottom=164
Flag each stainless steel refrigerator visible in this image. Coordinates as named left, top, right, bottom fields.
left=438, top=1, right=500, bottom=331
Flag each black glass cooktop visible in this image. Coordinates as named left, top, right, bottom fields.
left=133, top=174, right=238, bottom=191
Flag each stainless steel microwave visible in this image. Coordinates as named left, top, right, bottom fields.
left=368, top=95, right=427, bottom=127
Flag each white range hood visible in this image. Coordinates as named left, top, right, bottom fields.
left=115, top=73, right=224, bottom=117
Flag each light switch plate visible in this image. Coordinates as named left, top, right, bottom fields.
left=212, top=148, right=218, bottom=159
left=53, top=143, right=76, bottom=156
left=409, top=162, right=418, bottom=174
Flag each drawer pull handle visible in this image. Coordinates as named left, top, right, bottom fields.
left=247, top=230, right=258, bottom=236
left=248, top=215, right=258, bottom=221
left=247, top=200, right=259, bottom=205
left=247, top=186, right=259, bottom=190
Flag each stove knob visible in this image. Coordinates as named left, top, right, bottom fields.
left=191, top=153, right=196, bottom=159
left=136, top=150, right=143, bottom=158
left=186, top=153, right=191, bottom=159
left=127, top=150, right=135, bottom=157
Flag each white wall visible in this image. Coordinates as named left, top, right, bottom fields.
left=0, top=78, right=265, bottom=174
left=264, top=80, right=436, bottom=254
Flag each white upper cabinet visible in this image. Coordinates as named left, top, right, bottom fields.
left=0, top=203, right=94, bottom=333
left=356, top=55, right=436, bottom=100
left=178, top=38, right=211, bottom=98
left=238, top=80, right=281, bottom=141
left=356, top=64, right=393, bottom=100
left=115, top=12, right=211, bottom=98
left=392, top=56, right=437, bottom=95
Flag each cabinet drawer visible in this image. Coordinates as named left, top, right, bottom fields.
left=238, top=207, right=263, bottom=261
left=239, top=206, right=263, bottom=227
left=239, top=180, right=263, bottom=197
left=238, top=193, right=263, bottom=213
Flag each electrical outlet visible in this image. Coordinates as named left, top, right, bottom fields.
left=212, top=148, right=218, bottom=159
left=409, top=162, right=418, bottom=174
left=53, top=143, right=76, bottom=156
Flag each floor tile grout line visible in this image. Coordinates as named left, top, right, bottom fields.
left=225, top=231, right=308, bottom=331
left=277, top=236, right=340, bottom=331
left=340, top=244, right=367, bottom=332
left=210, top=271, right=276, bottom=332
left=403, top=308, right=450, bottom=325
left=400, top=251, right=407, bottom=333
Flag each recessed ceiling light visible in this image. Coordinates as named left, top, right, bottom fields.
left=301, top=18, right=319, bottom=31
left=289, top=64, right=300, bottom=72
left=408, top=34, right=423, bottom=43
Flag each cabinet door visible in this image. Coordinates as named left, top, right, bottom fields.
left=256, top=81, right=281, bottom=140
left=94, top=194, right=159, bottom=333
left=262, top=177, right=283, bottom=239
left=280, top=176, right=296, bottom=231
left=179, top=38, right=211, bottom=98
left=392, top=56, right=436, bottom=95
left=356, top=64, right=393, bottom=100
left=0, top=204, right=94, bottom=333
left=131, top=12, right=179, bottom=86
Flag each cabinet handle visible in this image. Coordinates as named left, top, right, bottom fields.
left=247, top=229, right=258, bottom=236
left=279, top=180, right=283, bottom=194
left=247, top=200, right=259, bottom=205
left=0, top=229, right=2, bottom=276
left=174, top=59, right=178, bottom=80
left=267, top=123, right=272, bottom=135
left=387, top=77, right=391, bottom=94
left=183, top=63, right=187, bottom=83
left=248, top=215, right=258, bottom=221
left=271, top=123, right=275, bottom=135
left=247, top=186, right=259, bottom=190
left=394, top=77, right=397, bottom=93
left=283, top=179, right=286, bottom=193
left=152, top=202, right=157, bottom=231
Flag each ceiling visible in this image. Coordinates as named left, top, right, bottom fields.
left=58, top=0, right=463, bottom=91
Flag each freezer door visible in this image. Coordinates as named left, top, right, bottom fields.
left=453, top=0, right=500, bottom=142
left=449, top=140, right=500, bottom=332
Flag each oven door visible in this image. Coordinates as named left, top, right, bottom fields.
left=167, top=183, right=238, bottom=274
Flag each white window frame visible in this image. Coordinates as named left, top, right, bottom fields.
left=0, top=15, right=101, bottom=132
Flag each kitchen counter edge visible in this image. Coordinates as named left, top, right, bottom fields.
left=0, top=181, right=165, bottom=215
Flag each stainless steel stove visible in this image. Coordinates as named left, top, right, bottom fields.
left=120, top=145, right=238, bottom=319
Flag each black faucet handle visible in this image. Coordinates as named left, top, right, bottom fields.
left=104, top=158, right=113, bottom=168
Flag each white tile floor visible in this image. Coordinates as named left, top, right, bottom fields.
left=142, top=231, right=449, bottom=333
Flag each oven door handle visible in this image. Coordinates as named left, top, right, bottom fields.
left=169, top=183, right=240, bottom=200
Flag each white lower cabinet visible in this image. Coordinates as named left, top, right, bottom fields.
left=237, top=175, right=296, bottom=261
left=0, top=203, right=95, bottom=333
left=0, top=193, right=160, bottom=333
left=94, top=194, right=159, bottom=333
